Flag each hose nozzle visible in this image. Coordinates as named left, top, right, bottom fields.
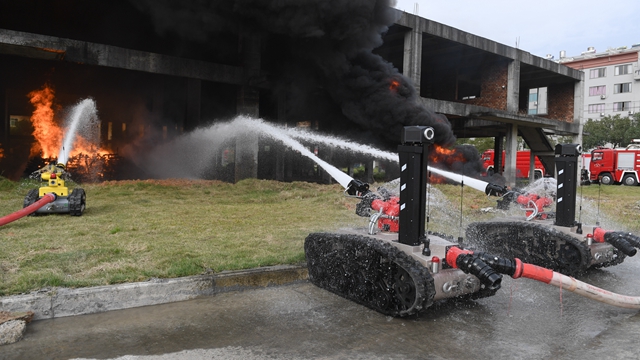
left=346, top=179, right=370, bottom=197
left=484, top=183, right=508, bottom=197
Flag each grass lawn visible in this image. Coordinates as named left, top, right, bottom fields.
left=0, top=177, right=638, bottom=296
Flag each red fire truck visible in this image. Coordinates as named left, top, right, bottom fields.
left=589, top=140, right=640, bottom=186
left=481, top=149, right=546, bottom=179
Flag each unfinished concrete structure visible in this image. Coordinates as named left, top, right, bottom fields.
left=377, top=12, right=583, bottom=185
left=0, top=2, right=583, bottom=186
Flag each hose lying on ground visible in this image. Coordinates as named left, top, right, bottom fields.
left=0, top=193, right=56, bottom=227
left=446, top=246, right=640, bottom=309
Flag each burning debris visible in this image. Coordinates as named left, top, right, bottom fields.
left=24, top=85, right=116, bottom=182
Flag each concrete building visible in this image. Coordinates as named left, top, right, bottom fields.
left=559, top=45, right=640, bottom=121
left=0, top=2, right=583, bottom=186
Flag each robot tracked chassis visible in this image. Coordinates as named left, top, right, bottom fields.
left=305, top=129, right=640, bottom=317
left=23, top=163, right=86, bottom=216
left=304, top=126, right=504, bottom=317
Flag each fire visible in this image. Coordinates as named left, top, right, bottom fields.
left=428, top=144, right=468, bottom=184
left=429, top=144, right=465, bottom=165
left=24, top=84, right=118, bottom=182
left=389, top=79, right=400, bottom=92
left=28, top=85, right=62, bottom=158
left=27, top=85, right=111, bottom=164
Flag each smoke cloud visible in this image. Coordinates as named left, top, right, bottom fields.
left=130, top=0, right=456, bottom=147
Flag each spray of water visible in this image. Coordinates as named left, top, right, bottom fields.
left=285, top=127, right=397, bottom=162
left=235, top=117, right=354, bottom=188
left=138, top=115, right=355, bottom=188
left=57, top=98, right=99, bottom=165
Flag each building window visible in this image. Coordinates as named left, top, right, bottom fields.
left=589, top=85, right=606, bottom=96
left=614, top=83, right=632, bottom=94
left=613, top=101, right=631, bottom=111
left=528, top=87, right=548, bottom=115
left=614, top=64, right=632, bottom=76
left=590, top=68, right=606, bottom=78
left=588, top=103, right=605, bottom=113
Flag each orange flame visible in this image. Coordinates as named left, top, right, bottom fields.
left=28, top=85, right=62, bottom=158
left=27, top=85, right=111, bottom=163
left=429, top=144, right=465, bottom=165
left=428, top=145, right=467, bottom=184
left=389, top=79, right=400, bottom=92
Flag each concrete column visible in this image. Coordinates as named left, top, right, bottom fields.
left=493, top=135, right=503, bottom=175
left=507, top=60, right=521, bottom=113
left=234, top=31, right=261, bottom=182
left=504, top=124, right=518, bottom=187
left=529, top=151, right=535, bottom=183
left=185, top=78, right=201, bottom=131
left=573, top=75, right=585, bottom=145
left=235, top=85, right=260, bottom=182
left=364, top=160, right=374, bottom=184
left=275, top=93, right=287, bottom=181
left=403, top=18, right=423, bottom=95
left=1, top=89, right=7, bottom=144
left=147, top=80, right=162, bottom=129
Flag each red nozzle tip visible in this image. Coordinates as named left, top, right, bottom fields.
left=432, top=256, right=440, bottom=263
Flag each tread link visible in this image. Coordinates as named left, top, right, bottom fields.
left=23, top=188, right=39, bottom=216
left=465, top=221, right=625, bottom=276
left=69, top=188, right=86, bottom=216
left=305, top=232, right=435, bottom=317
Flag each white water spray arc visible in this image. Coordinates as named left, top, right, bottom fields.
left=234, top=116, right=354, bottom=188
left=57, top=98, right=99, bottom=165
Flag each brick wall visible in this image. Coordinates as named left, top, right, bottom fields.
left=461, top=61, right=508, bottom=110
left=546, top=83, right=574, bottom=122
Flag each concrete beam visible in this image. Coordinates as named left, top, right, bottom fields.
left=394, top=11, right=582, bottom=81
left=419, top=98, right=582, bottom=135
left=0, top=29, right=245, bottom=85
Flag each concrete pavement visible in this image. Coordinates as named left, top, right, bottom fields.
left=0, top=264, right=308, bottom=321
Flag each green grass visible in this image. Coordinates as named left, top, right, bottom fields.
left=0, top=177, right=637, bottom=296
left=0, top=178, right=356, bottom=296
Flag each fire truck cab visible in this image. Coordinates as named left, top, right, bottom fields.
left=589, top=140, right=640, bottom=186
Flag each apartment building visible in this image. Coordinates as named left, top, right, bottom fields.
left=559, top=45, right=640, bottom=120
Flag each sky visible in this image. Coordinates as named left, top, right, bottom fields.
left=393, top=0, right=640, bottom=59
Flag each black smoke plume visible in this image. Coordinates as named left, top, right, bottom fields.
left=130, top=0, right=456, bottom=147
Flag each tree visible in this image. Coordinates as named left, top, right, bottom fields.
left=582, top=114, right=640, bottom=149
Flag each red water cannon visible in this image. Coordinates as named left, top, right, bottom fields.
left=592, top=227, right=639, bottom=257
left=516, top=193, right=553, bottom=220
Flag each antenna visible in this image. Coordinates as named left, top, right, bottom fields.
left=414, top=2, right=419, bottom=14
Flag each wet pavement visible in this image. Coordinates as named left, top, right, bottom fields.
left=3, top=255, right=640, bottom=360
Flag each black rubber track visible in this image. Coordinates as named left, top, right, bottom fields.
left=466, top=221, right=625, bottom=276
left=305, top=233, right=435, bottom=317
left=23, top=188, right=39, bottom=216
left=69, top=188, right=86, bottom=216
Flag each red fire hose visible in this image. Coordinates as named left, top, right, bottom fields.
left=446, top=246, right=640, bottom=309
left=0, top=193, right=56, bottom=227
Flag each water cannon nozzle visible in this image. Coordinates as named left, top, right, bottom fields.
left=346, top=179, right=370, bottom=197
left=485, top=183, right=508, bottom=197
